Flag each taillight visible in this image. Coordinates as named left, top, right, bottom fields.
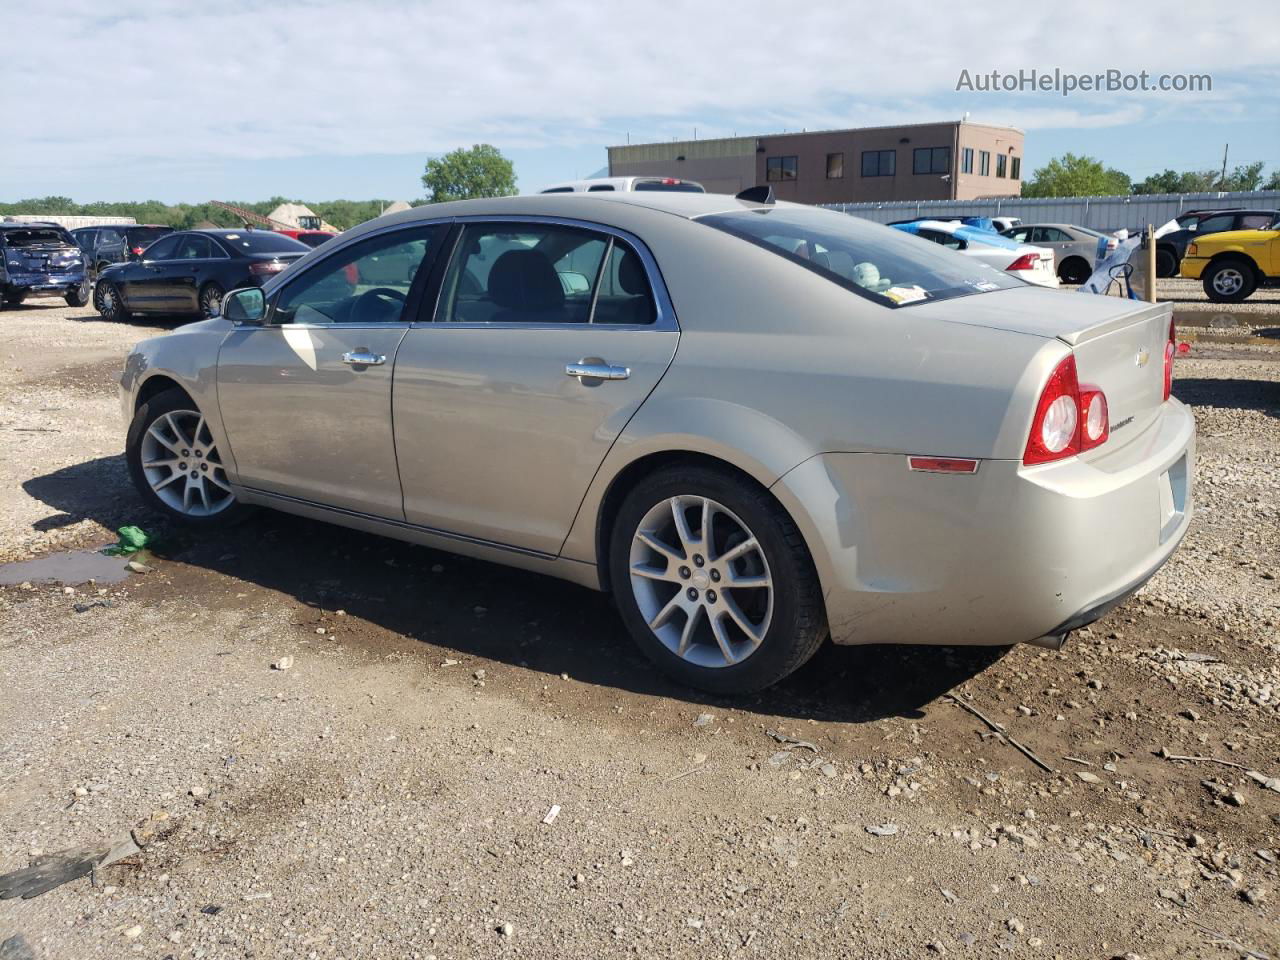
left=1023, top=355, right=1110, bottom=465
left=1162, top=317, right=1175, bottom=401
left=131, top=246, right=145, bottom=255
left=1006, top=253, right=1039, bottom=272
left=248, top=260, right=286, bottom=277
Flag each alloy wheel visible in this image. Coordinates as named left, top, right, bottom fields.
left=628, top=495, right=773, bottom=668
left=139, top=410, right=234, bottom=517
left=1212, top=268, right=1244, bottom=297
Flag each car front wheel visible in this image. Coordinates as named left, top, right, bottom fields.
left=609, top=465, right=827, bottom=694
left=1202, top=260, right=1256, bottom=303
left=126, top=388, right=247, bottom=527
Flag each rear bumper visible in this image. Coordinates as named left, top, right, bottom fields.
left=771, top=399, right=1195, bottom=647
left=3, top=271, right=86, bottom=296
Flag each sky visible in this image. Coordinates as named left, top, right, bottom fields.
left=3, top=0, right=1277, bottom=204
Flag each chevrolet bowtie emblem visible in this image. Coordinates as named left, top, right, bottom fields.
left=1135, top=348, right=1150, bottom=367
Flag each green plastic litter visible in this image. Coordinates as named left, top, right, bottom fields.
left=102, top=526, right=152, bottom=556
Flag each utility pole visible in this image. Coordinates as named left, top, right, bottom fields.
left=1219, top=143, right=1229, bottom=190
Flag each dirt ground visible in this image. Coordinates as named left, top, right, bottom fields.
left=0, top=288, right=1277, bottom=960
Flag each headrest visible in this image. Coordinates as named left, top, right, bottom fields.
left=488, top=250, right=564, bottom=310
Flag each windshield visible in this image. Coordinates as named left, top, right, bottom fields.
left=3, top=227, right=76, bottom=247
left=220, top=232, right=310, bottom=254
left=634, top=179, right=705, bottom=193
left=700, top=206, right=1024, bottom=307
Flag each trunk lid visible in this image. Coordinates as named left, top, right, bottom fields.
left=914, top=285, right=1173, bottom=453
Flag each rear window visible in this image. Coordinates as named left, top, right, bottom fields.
left=699, top=206, right=1023, bottom=307
left=634, top=179, right=705, bottom=193
left=125, top=226, right=172, bottom=246
left=220, top=232, right=310, bottom=253
left=2, top=227, right=75, bottom=247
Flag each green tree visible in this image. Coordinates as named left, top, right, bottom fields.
left=420, top=144, right=517, bottom=203
left=1265, top=168, right=1280, bottom=191
left=1021, top=153, right=1131, bottom=198
left=1132, top=169, right=1217, bottom=195
left=1220, top=162, right=1264, bottom=192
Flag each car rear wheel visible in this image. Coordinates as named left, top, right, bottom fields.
left=609, top=465, right=827, bottom=694
left=1155, top=247, right=1178, bottom=278
left=95, top=281, right=130, bottom=321
left=1057, top=257, right=1090, bottom=285
left=1202, top=260, right=1256, bottom=303
left=65, top=280, right=91, bottom=307
left=199, top=282, right=224, bottom=318
left=3, top=292, right=26, bottom=306
left=126, top=388, right=248, bottom=527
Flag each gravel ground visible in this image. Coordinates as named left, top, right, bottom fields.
left=1, top=297, right=1278, bottom=960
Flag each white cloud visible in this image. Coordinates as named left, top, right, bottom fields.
left=3, top=0, right=1277, bottom=180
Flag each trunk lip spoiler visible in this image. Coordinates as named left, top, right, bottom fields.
left=1056, top=300, right=1171, bottom=348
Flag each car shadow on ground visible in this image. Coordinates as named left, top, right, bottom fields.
left=22, top=456, right=1007, bottom=725
left=1174, top=377, right=1280, bottom=418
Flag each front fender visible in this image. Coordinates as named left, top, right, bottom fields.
left=121, top=319, right=237, bottom=476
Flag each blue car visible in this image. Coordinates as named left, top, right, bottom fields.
left=0, top=222, right=90, bottom=308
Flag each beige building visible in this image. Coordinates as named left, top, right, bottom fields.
left=608, top=121, right=1024, bottom=202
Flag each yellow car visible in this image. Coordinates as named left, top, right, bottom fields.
left=1179, top=217, right=1280, bottom=302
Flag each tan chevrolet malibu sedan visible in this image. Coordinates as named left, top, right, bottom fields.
left=119, top=192, right=1194, bottom=693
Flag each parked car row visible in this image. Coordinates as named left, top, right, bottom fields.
left=1155, top=208, right=1279, bottom=278
left=890, top=219, right=1060, bottom=287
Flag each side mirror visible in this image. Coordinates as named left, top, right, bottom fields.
left=221, top=287, right=266, bottom=324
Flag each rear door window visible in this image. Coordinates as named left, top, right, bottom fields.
left=700, top=206, right=1022, bottom=307
left=1238, top=214, right=1275, bottom=230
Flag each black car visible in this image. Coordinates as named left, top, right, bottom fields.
left=0, top=222, right=90, bottom=308
left=1155, top=208, right=1278, bottom=277
left=71, top=224, right=175, bottom=275
left=94, top=229, right=311, bottom=320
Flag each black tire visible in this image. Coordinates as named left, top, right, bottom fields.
left=608, top=464, right=827, bottom=694
left=3, top=292, right=26, bottom=306
left=1155, top=247, right=1178, bottom=279
left=199, top=282, right=225, bottom=318
left=126, top=387, right=250, bottom=528
left=1057, top=257, right=1091, bottom=286
left=65, top=281, right=91, bottom=308
left=1202, top=259, right=1257, bottom=304
left=95, top=281, right=130, bottom=321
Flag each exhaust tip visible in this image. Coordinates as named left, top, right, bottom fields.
left=1026, top=631, right=1069, bottom=651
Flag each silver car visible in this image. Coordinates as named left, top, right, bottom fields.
left=1002, top=223, right=1117, bottom=285
left=119, top=194, right=1195, bottom=694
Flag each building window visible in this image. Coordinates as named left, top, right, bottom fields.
left=979, top=150, right=990, bottom=176
left=913, top=146, right=951, bottom=175
left=1010, top=156, right=1021, bottom=180
left=996, top=154, right=1007, bottom=178
left=826, top=152, right=844, bottom=179
left=766, top=156, right=798, bottom=182
left=961, top=148, right=974, bottom=174
left=860, top=150, right=896, bottom=177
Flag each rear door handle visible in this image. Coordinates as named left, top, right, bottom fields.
left=566, top=361, right=630, bottom=381
left=342, top=351, right=386, bottom=366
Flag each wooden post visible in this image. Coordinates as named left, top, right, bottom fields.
left=1144, top=224, right=1157, bottom=302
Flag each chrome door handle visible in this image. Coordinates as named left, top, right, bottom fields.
left=566, top=361, right=630, bottom=381
left=342, top=351, right=386, bottom=366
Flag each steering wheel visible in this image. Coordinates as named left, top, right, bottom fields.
left=350, top=287, right=407, bottom=323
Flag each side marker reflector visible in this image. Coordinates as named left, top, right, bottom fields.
left=907, top=456, right=980, bottom=474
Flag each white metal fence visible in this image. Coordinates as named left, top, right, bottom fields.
left=822, top=190, right=1280, bottom=231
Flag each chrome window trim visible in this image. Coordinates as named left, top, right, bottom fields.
left=420, top=214, right=678, bottom=333
left=261, top=219, right=456, bottom=328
